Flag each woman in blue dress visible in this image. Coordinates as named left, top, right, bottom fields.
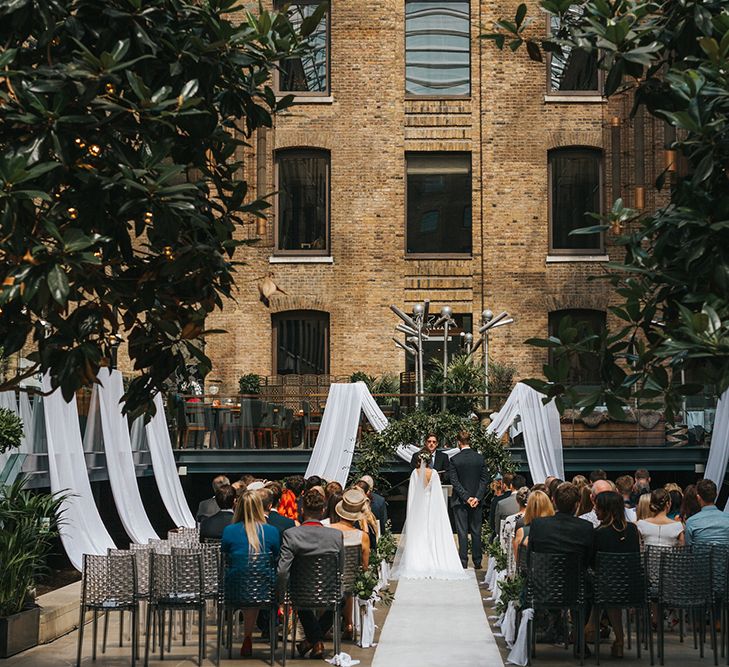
left=222, top=489, right=280, bottom=656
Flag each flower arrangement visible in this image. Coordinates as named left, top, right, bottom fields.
left=417, top=449, right=432, bottom=468
left=353, top=565, right=394, bottom=606
left=486, top=540, right=508, bottom=573
left=376, top=520, right=397, bottom=565
left=495, top=574, right=525, bottom=616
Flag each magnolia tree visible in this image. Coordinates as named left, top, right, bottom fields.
left=0, top=0, right=324, bottom=417
left=485, top=0, right=729, bottom=420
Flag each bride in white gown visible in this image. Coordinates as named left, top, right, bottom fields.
left=391, top=462, right=469, bottom=580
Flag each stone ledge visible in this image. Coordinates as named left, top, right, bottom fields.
left=37, top=581, right=89, bottom=644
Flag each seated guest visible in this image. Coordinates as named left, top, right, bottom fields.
left=589, top=469, right=608, bottom=483
left=666, top=488, right=683, bottom=521
left=200, top=484, right=236, bottom=539
left=356, top=475, right=389, bottom=528
left=277, top=490, right=345, bottom=659
left=325, top=481, right=343, bottom=499
left=222, top=490, right=280, bottom=657
left=635, top=492, right=653, bottom=521
left=323, top=491, right=343, bottom=526
left=488, top=474, right=510, bottom=541
left=260, top=484, right=296, bottom=537
left=575, top=485, right=593, bottom=518
left=631, top=468, right=651, bottom=506
left=637, top=488, right=684, bottom=547
left=615, top=474, right=636, bottom=510
left=587, top=491, right=641, bottom=658
left=528, top=482, right=594, bottom=564
left=494, top=474, right=527, bottom=540
left=280, top=475, right=305, bottom=521
left=685, top=479, right=729, bottom=546
left=680, top=484, right=701, bottom=522
left=196, top=474, right=230, bottom=522
left=572, top=474, right=589, bottom=490
left=501, top=487, right=529, bottom=575
left=513, top=489, right=554, bottom=565
left=328, top=488, right=371, bottom=638
left=547, top=477, right=563, bottom=505
left=299, top=476, right=324, bottom=521
left=231, top=473, right=256, bottom=495
left=577, top=479, right=614, bottom=527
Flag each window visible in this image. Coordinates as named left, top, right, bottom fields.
left=275, top=149, right=329, bottom=255
left=549, top=147, right=602, bottom=253
left=405, top=1, right=470, bottom=96
left=276, top=2, right=329, bottom=95
left=548, top=309, right=606, bottom=387
left=406, top=153, right=472, bottom=255
left=273, top=311, right=330, bottom=375
left=547, top=9, right=599, bottom=93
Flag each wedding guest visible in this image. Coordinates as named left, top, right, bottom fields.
left=356, top=475, right=389, bottom=528
left=587, top=491, right=640, bottom=658
left=572, top=474, right=589, bottom=490
left=200, top=484, right=235, bottom=539
left=489, top=473, right=511, bottom=540
left=615, top=475, right=636, bottom=509
left=637, top=488, right=684, bottom=547
left=578, top=479, right=614, bottom=527
left=501, top=486, right=529, bottom=575
left=589, top=469, right=608, bottom=483
left=327, top=488, right=371, bottom=639
left=324, top=491, right=343, bottom=525
left=222, top=490, right=280, bottom=657
left=325, top=481, right=343, bottom=499
left=277, top=490, right=345, bottom=659
left=667, top=489, right=683, bottom=521
left=631, top=468, right=651, bottom=505
left=547, top=477, right=563, bottom=504
left=685, top=479, right=729, bottom=546
left=635, top=492, right=653, bottom=521
left=260, top=485, right=296, bottom=538
left=680, top=484, right=701, bottom=522
left=513, top=489, right=554, bottom=564
left=280, top=475, right=304, bottom=521
left=196, top=474, right=230, bottom=521
left=494, top=474, right=527, bottom=539
left=528, top=482, right=594, bottom=564
left=575, top=485, right=593, bottom=517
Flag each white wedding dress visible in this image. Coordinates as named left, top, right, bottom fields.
left=391, top=464, right=469, bottom=580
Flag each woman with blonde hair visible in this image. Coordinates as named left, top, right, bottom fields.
left=222, top=490, right=280, bottom=657
left=572, top=474, right=589, bottom=490
left=513, top=490, right=554, bottom=565
left=635, top=492, right=653, bottom=521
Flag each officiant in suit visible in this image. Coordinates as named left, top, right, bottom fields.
left=449, top=431, right=489, bottom=569
left=410, top=432, right=450, bottom=475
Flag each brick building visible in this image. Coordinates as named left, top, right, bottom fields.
left=202, top=0, right=669, bottom=393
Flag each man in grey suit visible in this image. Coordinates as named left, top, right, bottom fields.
left=196, top=474, right=230, bottom=522
left=493, top=474, right=526, bottom=540
left=277, top=489, right=344, bottom=659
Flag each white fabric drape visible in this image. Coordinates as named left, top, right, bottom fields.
left=42, top=374, right=115, bottom=570
left=506, top=607, right=534, bottom=666
left=89, top=369, right=158, bottom=544
left=18, top=391, right=33, bottom=454
left=703, top=390, right=729, bottom=509
left=355, top=598, right=377, bottom=648
left=305, top=383, right=388, bottom=486
left=0, top=391, right=17, bottom=471
left=487, top=383, right=564, bottom=483
left=145, top=393, right=195, bottom=528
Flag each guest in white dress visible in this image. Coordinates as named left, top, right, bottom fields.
left=637, top=489, right=685, bottom=547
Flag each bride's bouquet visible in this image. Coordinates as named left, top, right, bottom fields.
left=417, top=449, right=432, bottom=468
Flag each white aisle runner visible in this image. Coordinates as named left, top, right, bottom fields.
left=373, top=572, right=504, bottom=667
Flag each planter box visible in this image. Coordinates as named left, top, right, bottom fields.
left=0, top=606, right=40, bottom=658
left=560, top=418, right=666, bottom=447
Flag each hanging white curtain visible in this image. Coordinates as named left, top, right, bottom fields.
left=18, top=391, right=33, bottom=455
left=89, top=369, right=159, bottom=543
left=42, top=374, right=115, bottom=571
left=0, top=391, right=17, bottom=472
left=305, top=383, right=388, bottom=486
left=487, top=383, right=564, bottom=483
left=703, top=389, right=729, bottom=509
left=145, top=392, right=195, bottom=528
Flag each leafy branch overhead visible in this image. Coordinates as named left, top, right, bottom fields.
left=0, top=0, right=326, bottom=418
left=483, top=0, right=729, bottom=420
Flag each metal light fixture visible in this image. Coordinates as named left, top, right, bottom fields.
left=474, top=308, right=514, bottom=410
left=434, top=305, right=456, bottom=412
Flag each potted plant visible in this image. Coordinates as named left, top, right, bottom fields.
left=238, top=373, right=261, bottom=396
left=0, top=479, right=67, bottom=657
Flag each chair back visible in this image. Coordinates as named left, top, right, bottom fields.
left=150, top=550, right=204, bottom=605
left=129, top=543, right=153, bottom=597
left=221, top=552, right=276, bottom=607
left=81, top=552, right=136, bottom=608
left=288, top=553, right=342, bottom=609
left=342, top=544, right=362, bottom=594
left=658, top=546, right=712, bottom=607
left=526, top=551, right=584, bottom=608
left=594, top=551, right=647, bottom=608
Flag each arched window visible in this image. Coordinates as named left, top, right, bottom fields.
left=272, top=310, right=330, bottom=375
left=275, top=149, right=330, bottom=255
left=549, top=147, right=603, bottom=254
left=548, top=309, right=606, bottom=387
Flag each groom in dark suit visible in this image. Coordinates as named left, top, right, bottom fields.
left=410, top=432, right=450, bottom=475
left=449, top=431, right=489, bottom=569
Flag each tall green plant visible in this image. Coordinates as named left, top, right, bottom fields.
left=0, top=407, right=23, bottom=455
left=0, top=480, right=67, bottom=617
left=424, top=353, right=485, bottom=416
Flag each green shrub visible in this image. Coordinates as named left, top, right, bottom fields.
left=0, top=407, right=23, bottom=455
left=238, top=374, right=261, bottom=395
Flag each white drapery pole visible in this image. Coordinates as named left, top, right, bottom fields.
left=42, top=375, right=115, bottom=571
left=487, top=383, right=564, bottom=483
left=92, top=369, right=159, bottom=543
left=305, top=383, right=388, bottom=486
left=703, top=389, right=729, bottom=510
left=144, top=393, right=195, bottom=528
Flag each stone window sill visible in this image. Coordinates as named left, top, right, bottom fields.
left=546, top=254, right=610, bottom=263
left=276, top=95, right=334, bottom=105
left=544, top=94, right=606, bottom=104
left=269, top=256, right=334, bottom=264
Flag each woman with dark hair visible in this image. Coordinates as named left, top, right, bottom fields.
left=680, top=484, right=701, bottom=522
left=222, top=490, right=280, bottom=657
left=324, top=491, right=343, bottom=525
left=637, top=488, right=684, bottom=547
left=667, top=489, right=683, bottom=521
left=587, top=491, right=641, bottom=658
left=575, top=484, right=593, bottom=517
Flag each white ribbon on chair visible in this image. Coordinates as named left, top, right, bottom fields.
left=507, top=607, right=534, bottom=666
left=502, top=600, right=518, bottom=647
left=354, top=597, right=377, bottom=648
left=484, top=555, right=497, bottom=589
